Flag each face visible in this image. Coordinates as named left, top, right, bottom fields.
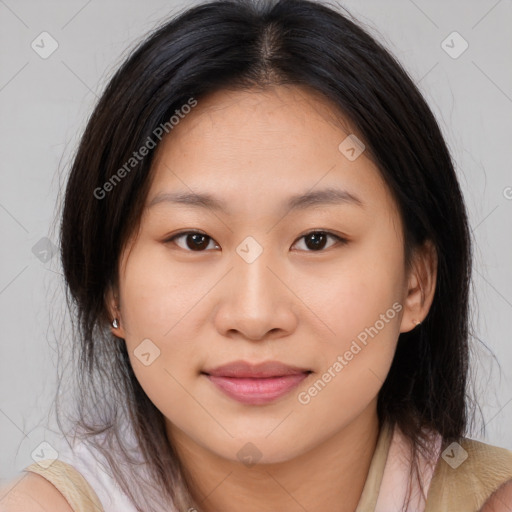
left=109, top=85, right=426, bottom=465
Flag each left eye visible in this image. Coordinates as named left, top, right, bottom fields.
left=165, top=230, right=346, bottom=252
left=292, top=231, right=347, bottom=252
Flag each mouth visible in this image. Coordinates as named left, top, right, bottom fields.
left=201, top=360, right=313, bottom=405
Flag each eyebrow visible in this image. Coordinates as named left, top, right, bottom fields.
left=146, top=187, right=365, bottom=214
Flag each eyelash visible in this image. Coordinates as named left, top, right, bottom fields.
left=163, top=230, right=348, bottom=252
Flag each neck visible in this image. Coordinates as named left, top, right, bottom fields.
left=167, top=401, right=381, bottom=512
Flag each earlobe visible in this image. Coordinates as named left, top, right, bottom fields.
left=104, top=285, right=125, bottom=338
left=110, top=316, right=125, bottom=338
left=399, top=239, right=438, bottom=333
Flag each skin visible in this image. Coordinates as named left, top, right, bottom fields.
left=479, top=480, right=512, bottom=511
left=0, top=472, right=73, bottom=511
left=106, top=85, right=437, bottom=512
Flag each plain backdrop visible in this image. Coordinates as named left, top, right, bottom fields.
left=1, top=0, right=511, bottom=482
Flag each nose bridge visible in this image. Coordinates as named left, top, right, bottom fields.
left=233, top=234, right=276, bottom=304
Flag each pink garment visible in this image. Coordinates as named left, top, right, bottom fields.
left=375, top=424, right=443, bottom=511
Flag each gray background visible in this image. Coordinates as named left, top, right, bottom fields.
left=1, top=0, right=511, bottom=482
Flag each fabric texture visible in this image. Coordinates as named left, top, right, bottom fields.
left=22, top=421, right=512, bottom=512
left=425, top=436, right=512, bottom=512
left=21, top=459, right=104, bottom=512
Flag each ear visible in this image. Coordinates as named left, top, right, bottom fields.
left=399, top=239, right=438, bottom=333
left=104, top=284, right=126, bottom=339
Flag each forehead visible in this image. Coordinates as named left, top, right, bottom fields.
left=146, top=85, right=396, bottom=219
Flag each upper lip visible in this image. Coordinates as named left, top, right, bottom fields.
left=202, top=360, right=311, bottom=378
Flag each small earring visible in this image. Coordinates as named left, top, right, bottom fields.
left=112, top=318, right=119, bottom=329
left=414, top=319, right=422, bottom=327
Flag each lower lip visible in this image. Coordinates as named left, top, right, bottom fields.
left=205, top=373, right=310, bottom=405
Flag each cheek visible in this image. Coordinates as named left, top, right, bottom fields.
left=301, top=233, right=404, bottom=396
left=119, top=244, right=206, bottom=338
left=118, top=245, right=211, bottom=408
left=310, top=242, right=403, bottom=343
left=294, top=263, right=403, bottom=434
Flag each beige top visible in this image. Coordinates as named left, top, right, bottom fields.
left=23, top=422, right=512, bottom=512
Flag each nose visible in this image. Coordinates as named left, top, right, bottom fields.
left=213, top=244, right=298, bottom=342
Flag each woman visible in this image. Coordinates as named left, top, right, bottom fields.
left=2, top=0, right=511, bottom=511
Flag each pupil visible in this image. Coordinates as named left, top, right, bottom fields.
left=306, top=232, right=326, bottom=250
left=187, top=233, right=208, bottom=251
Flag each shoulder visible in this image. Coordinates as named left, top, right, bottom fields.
left=0, top=471, right=73, bottom=512
left=458, top=437, right=512, bottom=479
left=1, top=455, right=104, bottom=512
left=480, top=479, right=512, bottom=511
left=426, top=437, right=512, bottom=511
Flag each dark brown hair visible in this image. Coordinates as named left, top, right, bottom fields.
left=55, top=0, right=477, bottom=510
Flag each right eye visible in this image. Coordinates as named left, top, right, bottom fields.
left=164, top=230, right=220, bottom=252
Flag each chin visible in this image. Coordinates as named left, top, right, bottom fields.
left=210, top=434, right=308, bottom=466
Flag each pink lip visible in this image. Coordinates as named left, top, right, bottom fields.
left=202, top=360, right=311, bottom=405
